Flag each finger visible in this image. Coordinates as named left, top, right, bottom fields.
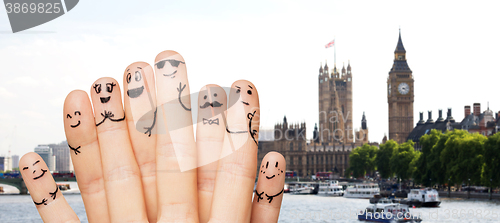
left=63, top=90, right=109, bottom=223
left=154, top=50, right=198, bottom=221
left=90, top=77, right=148, bottom=222
left=210, top=80, right=260, bottom=222
left=123, top=62, right=158, bottom=223
left=196, top=84, right=227, bottom=223
left=20, top=152, right=79, bottom=222
left=251, top=152, right=286, bottom=223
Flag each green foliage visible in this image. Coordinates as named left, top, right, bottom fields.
left=414, top=129, right=442, bottom=186
left=408, top=150, right=421, bottom=180
left=390, top=140, right=417, bottom=181
left=376, top=140, right=397, bottom=179
left=348, top=143, right=378, bottom=178
left=482, top=132, right=500, bottom=187
left=440, top=130, right=486, bottom=186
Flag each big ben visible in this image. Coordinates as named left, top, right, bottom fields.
left=387, top=30, right=414, bottom=144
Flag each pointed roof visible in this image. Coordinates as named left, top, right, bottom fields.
left=390, top=29, right=412, bottom=73
left=395, top=29, right=406, bottom=53
left=347, top=60, right=351, bottom=71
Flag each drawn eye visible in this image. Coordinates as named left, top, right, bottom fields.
left=135, top=71, right=142, bottom=82
left=204, top=95, right=207, bottom=100
left=214, top=93, right=217, bottom=97
left=275, top=162, right=278, bottom=167
left=126, top=73, right=131, bottom=84
left=247, top=90, right=252, bottom=95
left=155, top=60, right=166, bottom=69
left=66, top=114, right=72, bottom=119
left=94, top=84, right=102, bottom=94
left=236, top=89, right=241, bottom=94
left=168, top=60, right=183, bottom=67
left=106, top=83, right=116, bottom=93
left=75, top=111, right=81, bottom=116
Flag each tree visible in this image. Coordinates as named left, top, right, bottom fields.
left=409, top=150, right=421, bottom=182
left=390, top=140, right=417, bottom=182
left=413, top=129, right=441, bottom=186
left=348, top=144, right=378, bottom=178
left=376, top=140, right=397, bottom=179
left=482, top=132, right=500, bottom=188
left=441, top=130, right=485, bottom=186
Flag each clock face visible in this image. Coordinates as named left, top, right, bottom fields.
left=388, top=84, right=391, bottom=96
left=398, top=82, right=409, bottom=95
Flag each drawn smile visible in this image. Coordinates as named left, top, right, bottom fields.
left=163, top=70, right=177, bottom=78
left=33, top=169, right=47, bottom=180
left=266, top=175, right=276, bottom=180
left=242, top=101, right=249, bottom=106
left=100, top=96, right=111, bottom=103
left=70, top=121, right=81, bottom=128
left=127, top=86, right=144, bottom=98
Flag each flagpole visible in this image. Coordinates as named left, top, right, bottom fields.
left=334, top=37, right=336, bottom=68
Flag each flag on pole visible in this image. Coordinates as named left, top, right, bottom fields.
left=325, top=39, right=335, bottom=48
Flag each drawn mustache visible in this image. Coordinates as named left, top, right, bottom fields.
left=200, top=101, right=223, bottom=109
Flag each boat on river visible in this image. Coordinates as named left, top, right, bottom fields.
left=288, top=182, right=319, bottom=195
left=358, top=198, right=422, bottom=222
left=402, top=188, right=440, bottom=207
left=344, top=183, right=380, bottom=198
left=317, top=180, right=344, bottom=196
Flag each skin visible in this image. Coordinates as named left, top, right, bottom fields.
left=20, top=50, right=285, bottom=223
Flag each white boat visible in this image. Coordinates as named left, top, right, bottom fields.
left=358, top=198, right=422, bottom=222
left=406, top=188, right=441, bottom=207
left=344, top=183, right=380, bottom=198
left=317, top=180, right=344, bottom=196
left=289, top=182, right=319, bottom=195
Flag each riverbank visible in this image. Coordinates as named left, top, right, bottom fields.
left=438, top=191, right=500, bottom=200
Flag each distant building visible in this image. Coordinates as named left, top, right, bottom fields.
left=49, top=141, right=73, bottom=172
left=34, top=145, right=56, bottom=172
left=407, top=103, right=500, bottom=150
left=0, top=156, right=12, bottom=172
left=11, top=155, right=19, bottom=169
left=258, top=115, right=375, bottom=178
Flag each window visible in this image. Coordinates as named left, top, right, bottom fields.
left=290, top=142, right=294, bottom=151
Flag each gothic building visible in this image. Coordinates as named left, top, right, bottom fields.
left=388, top=30, right=414, bottom=144
left=257, top=61, right=373, bottom=178
left=318, top=62, right=353, bottom=143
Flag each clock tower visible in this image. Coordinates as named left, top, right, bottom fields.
left=387, top=30, right=414, bottom=144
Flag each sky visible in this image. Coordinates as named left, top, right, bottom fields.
left=0, top=0, right=499, bottom=157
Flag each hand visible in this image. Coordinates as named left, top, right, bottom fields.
left=20, top=50, right=286, bottom=223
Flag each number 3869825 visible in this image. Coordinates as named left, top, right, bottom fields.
left=5, top=3, right=62, bottom=14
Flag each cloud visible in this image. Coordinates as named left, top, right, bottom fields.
left=0, top=87, right=16, bottom=98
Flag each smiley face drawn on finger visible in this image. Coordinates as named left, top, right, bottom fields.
left=199, top=92, right=223, bottom=109
left=235, top=84, right=254, bottom=106
left=155, top=59, right=185, bottom=79
left=93, top=80, right=125, bottom=126
left=256, top=160, right=284, bottom=203
left=260, top=160, right=284, bottom=180
left=22, top=160, right=48, bottom=180
left=126, top=67, right=145, bottom=98
left=93, top=82, right=116, bottom=103
left=200, top=89, right=225, bottom=125
left=66, top=111, right=81, bottom=128
left=226, top=84, right=259, bottom=143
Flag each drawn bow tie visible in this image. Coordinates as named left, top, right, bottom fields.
left=203, top=118, right=219, bottom=125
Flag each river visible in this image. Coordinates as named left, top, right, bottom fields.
left=1, top=184, right=500, bottom=222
